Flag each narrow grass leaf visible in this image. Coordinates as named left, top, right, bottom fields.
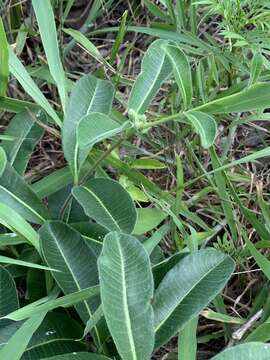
left=8, top=48, right=61, bottom=126
left=0, top=18, right=9, bottom=96
left=0, top=311, right=47, bottom=360
left=32, top=0, right=67, bottom=111
left=5, top=286, right=99, bottom=321
left=194, top=83, right=270, bottom=114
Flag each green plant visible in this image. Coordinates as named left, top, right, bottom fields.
left=1, top=0, right=270, bottom=359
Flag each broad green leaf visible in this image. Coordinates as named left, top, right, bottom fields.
left=62, top=74, right=114, bottom=182
left=184, top=111, right=217, bottom=149
left=32, top=0, right=67, bottom=111
left=41, top=353, right=110, bottom=360
left=0, top=266, right=19, bottom=317
left=22, top=313, right=85, bottom=359
left=128, top=39, right=171, bottom=115
left=8, top=48, right=61, bottom=127
left=0, top=311, right=46, bottom=360
left=163, top=44, right=192, bottom=109
left=77, top=112, right=131, bottom=150
left=244, top=318, right=270, bottom=343
left=0, top=147, right=49, bottom=224
left=72, top=178, right=137, bottom=233
left=1, top=110, right=45, bottom=174
left=98, top=232, right=155, bottom=360
left=153, top=249, right=235, bottom=347
left=194, top=83, right=270, bottom=114
left=39, top=221, right=102, bottom=345
left=133, top=207, right=167, bottom=235
left=212, top=342, right=270, bottom=360
left=0, top=18, right=9, bottom=96
left=5, top=286, right=99, bottom=321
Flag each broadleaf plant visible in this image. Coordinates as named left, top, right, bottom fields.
left=1, top=1, right=270, bottom=358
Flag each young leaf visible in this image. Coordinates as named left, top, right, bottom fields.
left=0, top=147, right=49, bottom=224
left=32, top=0, right=67, bottom=111
left=0, top=18, right=9, bottom=97
left=128, top=39, right=172, bottom=115
left=62, top=74, right=114, bottom=181
left=0, top=312, right=47, bottom=360
left=184, top=111, right=217, bottom=149
left=133, top=207, right=167, bottom=235
left=212, top=342, right=270, bottom=360
left=39, top=221, right=102, bottom=345
left=72, top=178, right=137, bottom=234
left=77, top=112, right=131, bottom=150
left=1, top=110, right=45, bottom=174
left=163, top=44, right=193, bottom=109
left=98, top=232, right=155, bottom=360
left=153, top=249, right=235, bottom=348
left=0, top=266, right=19, bottom=317
left=194, top=83, right=270, bottom=114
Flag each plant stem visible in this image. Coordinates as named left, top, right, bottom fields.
left=141, top=112, right=184, bottom=130
left=80, top=136, right=125, bottom=184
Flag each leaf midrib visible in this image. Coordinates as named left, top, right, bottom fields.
left=116, top=236, right=138, bottom=360
left=79, top=186, right=121, bottom=231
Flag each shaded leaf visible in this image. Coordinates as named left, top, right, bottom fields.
left=73, top=178, right=137, bottom=233
left=1, top=110, right=45, bottom=174
left=0, top=147, right=49, bottom=224
left=153, top=249, right=235, bottom=347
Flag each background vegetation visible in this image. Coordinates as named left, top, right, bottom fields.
left=1, top=0, right=270, bottom=359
